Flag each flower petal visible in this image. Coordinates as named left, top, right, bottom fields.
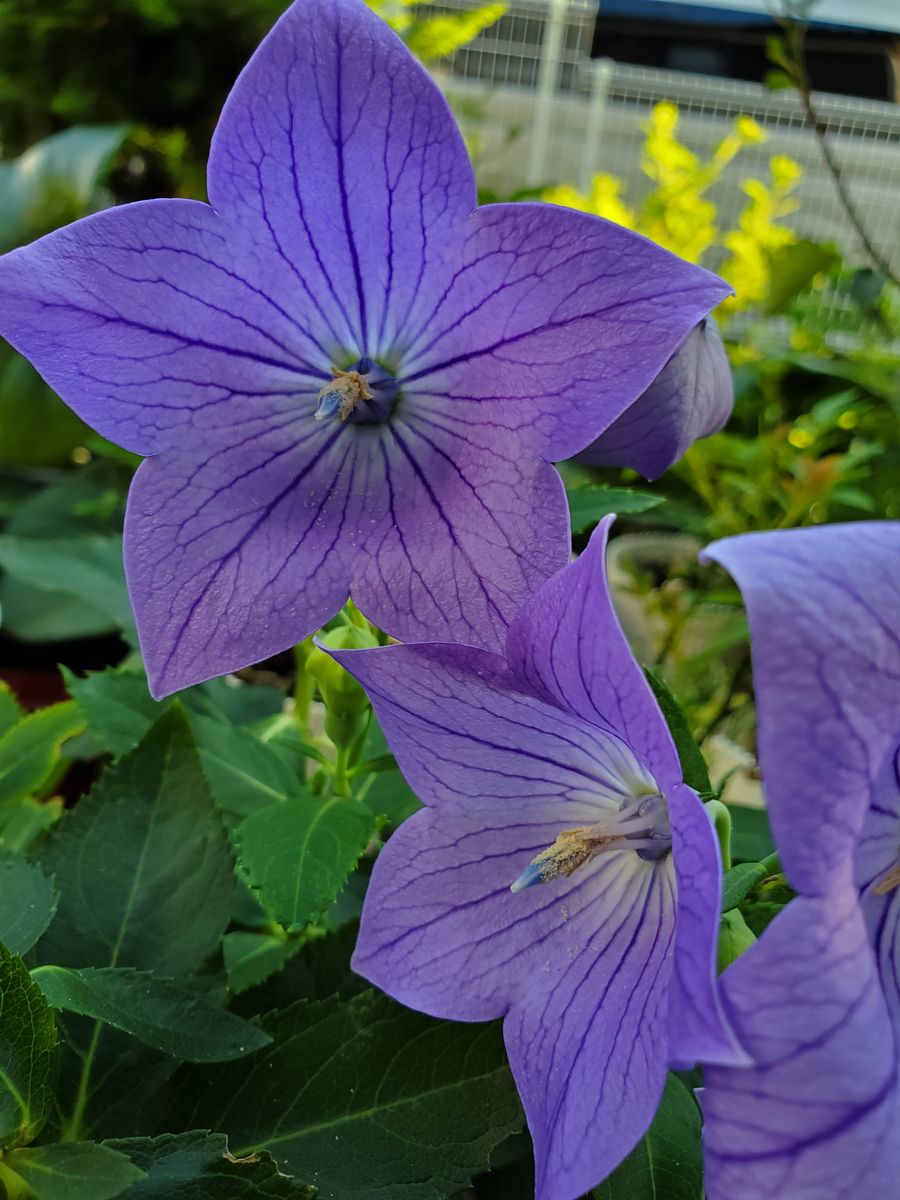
left=208, top=0, right=475, bottom=358
left=353, top=804, right=677, bottom=1200
left=667, top=783, right=747, bottom=1067
left=0, top=199, right=323, bottom=455
left=506, top=516, right=681, bottom=791
left=331, top=640, right=655, bottom=821
left=576, top=319, right=733, bottom=479
left=350, top=414, right=569, bottom=651
left=702, top=890, right=900, bottom=1200
left=701, top=523, right=900, bottom=894
left=858, top=738, right=900, bottom=1021
left=399, top=203, right=731, bottom=462
left=125, top=421, right=386, bottom=696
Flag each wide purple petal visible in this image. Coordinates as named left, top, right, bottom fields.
left=506, top=516, right=681, bottom=792
left=701, top=523, right=900, bottom=894
left=576, top=318, right=733, bottom=479
left=208, top=0, right=474, bottom=359
left=0, top=199, right=323, bottom=455
left=353, top=803, right=677, bottom=1200
left=858, top=737, right=900, bottom=1021
left=125, top=420, right=385, bottom=696
left=702, top=890, right=900, bottom=1200
left=331, top=640, right=657, bottom=820
left=667, top=782, right=747, bottom=1067
left=351, top=414, right=569, bottom=651
left=397, top=203, right=731, bottom=462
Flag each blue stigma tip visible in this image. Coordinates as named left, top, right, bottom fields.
left=315, top=389, right=342, bottom=422
left=510, top=862, right=544, bottom=893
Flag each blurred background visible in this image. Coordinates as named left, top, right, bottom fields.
left=0, top=0, right=897, bottom=800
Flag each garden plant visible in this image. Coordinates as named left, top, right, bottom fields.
left=0, top=1, right=897, bottom=1198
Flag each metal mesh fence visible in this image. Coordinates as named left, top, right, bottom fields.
left=429, top=0, right=900, bottom=282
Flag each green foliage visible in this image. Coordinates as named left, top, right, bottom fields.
left=643, top=670, right=711, bottom=796
left=31, top=967, right=270, bottom=1062
left=236, top=795, right=374, bottom=932
left=365, top=0, right=506, bottom=61
left=567, top=483, right=663, bottom=534
left=106, top=1131, right=313, bottom=1198
left=0, top=702, right=84, bottom=808
left=0, top=1141, right=144, bottom=1200
left=593, top=1075, right=702, bottom=1199
left=0, top=944, right=58, bottom=1150
left=0, top=850, right=59, bottom=954
left=174, top=990, right=523, bottom=1200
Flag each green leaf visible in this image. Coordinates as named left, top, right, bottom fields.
left=0, top=682, right=23, bottom=739
left=0, top=535, right=135, bottom=641
left=643, top=670, right=711, bottom=795
left=222, top=933, right=300, bottom=996
left=0, top=850, right=58, bottom=954
left=174, top=990, right=522, bottom=1200
left=764, top=239, right=839, bottom=314
left=360, top=719, right=420, bottom=825
left=61, top=667, right=170, bottom=757
left=727, top=804, right=774, bottom=863
left=0, top=944, right=58, bottom=1150
left=235, top=795, right=374, bottom=931
left=567, top=485, right=663, bottom=535
left=721, top=860, right=770, bottom=912
left=717, top=907, right=757, bottom=973
left=232, top=924, right=364, bottom=1018
left=31, top=967, right=270, bottom=1063
left=1, top=1141, right=144, bottom=1200
left=188, top=715, right=305, bottom=818
left=105, top=1131, right=313, bottom=1198
left=36, top=705, right=234, bottom=975
left=0, top=701, right=85, bottom=808
left=0, top=797, right=63, bottom=854
left=592, top=1075, right=702, bottom=1199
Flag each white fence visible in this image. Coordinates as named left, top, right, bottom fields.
left=431, top=0, right=900, bottom=275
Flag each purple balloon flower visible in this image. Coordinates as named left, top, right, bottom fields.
left=0, top=0, right=728, bottom=698
left=576, top=317, right=733, bottom=480
left=329, top=516, right=745, bottom=1200
left=699, top=523, right=900, bottom=1200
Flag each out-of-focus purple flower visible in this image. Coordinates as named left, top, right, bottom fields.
left=576, top=318, right=733, bottom=480
left=0, top=0, right=728, bottom=698
left=330, top=516, right=745, bottom=1200
left=700, top=523, right=900, bottom=1200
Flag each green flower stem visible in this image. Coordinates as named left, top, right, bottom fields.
left=704, top=799, right=733, bottom=872
left=333, top=743, right=351, bottom=798
left=760, top=850, right=782, bottom=877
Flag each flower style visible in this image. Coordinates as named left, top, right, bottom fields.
left=699, top=523, right=900, bottom=1200
left=577, top=318, right=733, bottom=480
left=0, top=0, right=728, bottom=698
left=329, top=517, right=745, bottom=1200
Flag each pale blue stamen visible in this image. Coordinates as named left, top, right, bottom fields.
left=314, top=388, right=344, bottom=422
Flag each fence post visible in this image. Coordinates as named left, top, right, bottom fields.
left=582, top=56, right=614, bottom=190
left=526, top=0, right=569, bottom=186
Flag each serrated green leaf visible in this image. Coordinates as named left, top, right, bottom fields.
left=0, top=701, right=85, bottom=808
left=36, top=706, right=234, bottom=974
left=0, top=944, right=58, bottom=1150
left=174, top=990, right=522, bottom=1200
left=0, top=850, right=58, bottom=954
left=188, top=715, right=305, bottom=818
left=31, top=967, right=269, bottom=1063
left=232, top=924, right=364, bottom=1018
left=106, top=1131, right=313, bottom=1198
left=61, top=667, right=170, bottom=757
left=1, top=1140, right=144, bottom=1200
left=222, top=933, right=300, bottom=996
left=568, top=485, right=663, bottom=535
left=592, top=1075, right=702, bottom=1199
left=643, top=670, right=711, bottom=795
left=721, top=861, right=770, bottom=912
left=236, top=796, right=374, bottom=932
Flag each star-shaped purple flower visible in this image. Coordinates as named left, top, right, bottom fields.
left=699, top=523, right=900, bottom=1200
left=0, top=0, right=728, bottom=697
left=329, top=516, right=745, bottom=1200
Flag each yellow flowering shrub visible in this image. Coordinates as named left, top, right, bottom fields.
left=365, top=0, right=507, bottom=61
left=544, top=102, right=802, bottom=314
